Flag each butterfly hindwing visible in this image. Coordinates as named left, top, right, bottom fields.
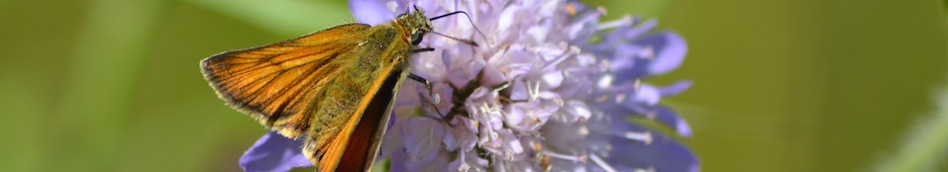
left=300, top=24, right=410, bottom=172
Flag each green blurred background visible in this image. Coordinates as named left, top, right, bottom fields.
left=0, top=0, right=945, bottom=171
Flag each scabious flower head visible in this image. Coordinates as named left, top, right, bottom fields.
left=239, top=0, right=698, bottom=171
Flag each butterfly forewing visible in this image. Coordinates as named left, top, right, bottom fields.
left=202, top=22, right=412, bottom=172
left=201, top=23, right=373, bottom=138
left=202, top=6, right=444, bottom=172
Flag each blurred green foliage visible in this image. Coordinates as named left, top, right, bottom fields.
left=0, top=0, right=945, bottom=171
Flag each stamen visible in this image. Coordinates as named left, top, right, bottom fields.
left=595, top=95, right=609, bottom=103
left=491, top=81, right=510, bottom=92
left=623, top=130, right=653, bottom=145
left=431, top=92, right=441, bottom=104
left=531, top=141, right=544, bottom=151
left=542, top=44, right=581, bottom=71
left=589, top=154, right=618, bottom=172
left=570, top=6, right=606, bottom=29
left=530, top=117, right=543, bottom=130
left=596, top=15, right=633, bottom=30
left=590, top=143, right=611, bottom=157
left=565, top=6, right=607, bottom=38
left=615, top=93, right=627, bottom=103
left=597, top=74, right=614, bottom=89
left=527, top=81, right=541, bottom=101
left=457, top=150, right=471, bottom=172
left=489, top=132, right=502, bottom=148
left=553, top=97, right=565, bottom=108
left=539, top=156, right=552, bottom=170
left=541, top=150, right=588, bottom=163
left=599, top=59, right=611, bottom=71
left=478, top=101, right=491, bottom=114
left=645, top=110, right=657, bottom=120
left=578, top=126, right=589, bottom=136
left=639, top=46, right=654, bottom=60
left=565, top=4, right=578, bottom=16
left=633, top=167, right=656, bottom=172
left=458, top=162, right=470, bottom=172
left=633, top=79, right=642, bottom=91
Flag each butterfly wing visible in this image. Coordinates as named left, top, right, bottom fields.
left=200, top=23, right=373, bottom=138
left=203, top=22, right=412, bottom=171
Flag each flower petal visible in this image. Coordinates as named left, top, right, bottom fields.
left=348, top=0, right=399, bottom=25
left=632, top=84, right=660, bottom=106
left=400, top=117, right=445, bottom=163
left=606, top=123, right=699, bottom=172
left=387, top=144, right=409, bottom=172
left=239, top=132, right=312, bottom=172
left=658, top=80, right=692, bottom=97
left=639, top=31, right=687, bottom=75
left=654, top=105, right=693, bottom=137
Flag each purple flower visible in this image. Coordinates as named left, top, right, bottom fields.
left=239, top=132, right=312, bottom=171
left=239, top=0, right=698, bottom=171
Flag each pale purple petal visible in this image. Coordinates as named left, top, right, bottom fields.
left=609, top=44, right=640, bottom=70
left=590, top=96, right=691, bottom=138
left=658, top=80, right=693, bottom=96
left=348, top=0, right=398, bottom=25
left=239, top=132, right=311, bottom=172
left=654, top=105, right=693, bottom=137
left=509, top=80, right=530, bottom=101
left=606, top=123, right=699, bottom=172
left=605, top=30, right=688, bottom=82
left=633, top=84, right=661, bottom=106
left=387, top=146, right=409, bottom=172
left=400, top=117, right=445, bottom=163
left=641, top=31, right=687, bottom=75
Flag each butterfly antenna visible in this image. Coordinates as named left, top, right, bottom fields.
left=432, top=31, right=478, bottom=47
left=430, top=11, right=488, bottom=44
left=406, top=0, right=412, bottom=11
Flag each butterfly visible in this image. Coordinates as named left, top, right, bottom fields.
left=201, top=6, right=478, bottom=171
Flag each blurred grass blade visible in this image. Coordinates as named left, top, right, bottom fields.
left=585, top=0, right=675, bottom=19
left=874, top=87, right=948, bottom=171
left=181, top=0, right=350, bottom=37
left=48, top=0, right=166, bottom=171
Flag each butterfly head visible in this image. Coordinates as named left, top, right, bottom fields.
left=396, top=5, right=433, bottom=45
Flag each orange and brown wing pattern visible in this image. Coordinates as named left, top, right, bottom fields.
left=200, top=24, right=372, bottom=138
left=293, top=24, right=410, bottom=171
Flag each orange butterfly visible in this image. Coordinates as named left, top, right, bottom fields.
left=201, top=6, right=476, bottom=171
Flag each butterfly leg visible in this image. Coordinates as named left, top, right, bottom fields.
left=411, top=48, right=435, bottom=54
left=406, top=46, right=438, bottom=92
left=407, top=73, right=455, bottom=126
left=407, top=73, right=439, bottom=103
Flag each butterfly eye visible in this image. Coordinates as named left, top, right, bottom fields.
left=410, top=32, right=424, bottom=45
